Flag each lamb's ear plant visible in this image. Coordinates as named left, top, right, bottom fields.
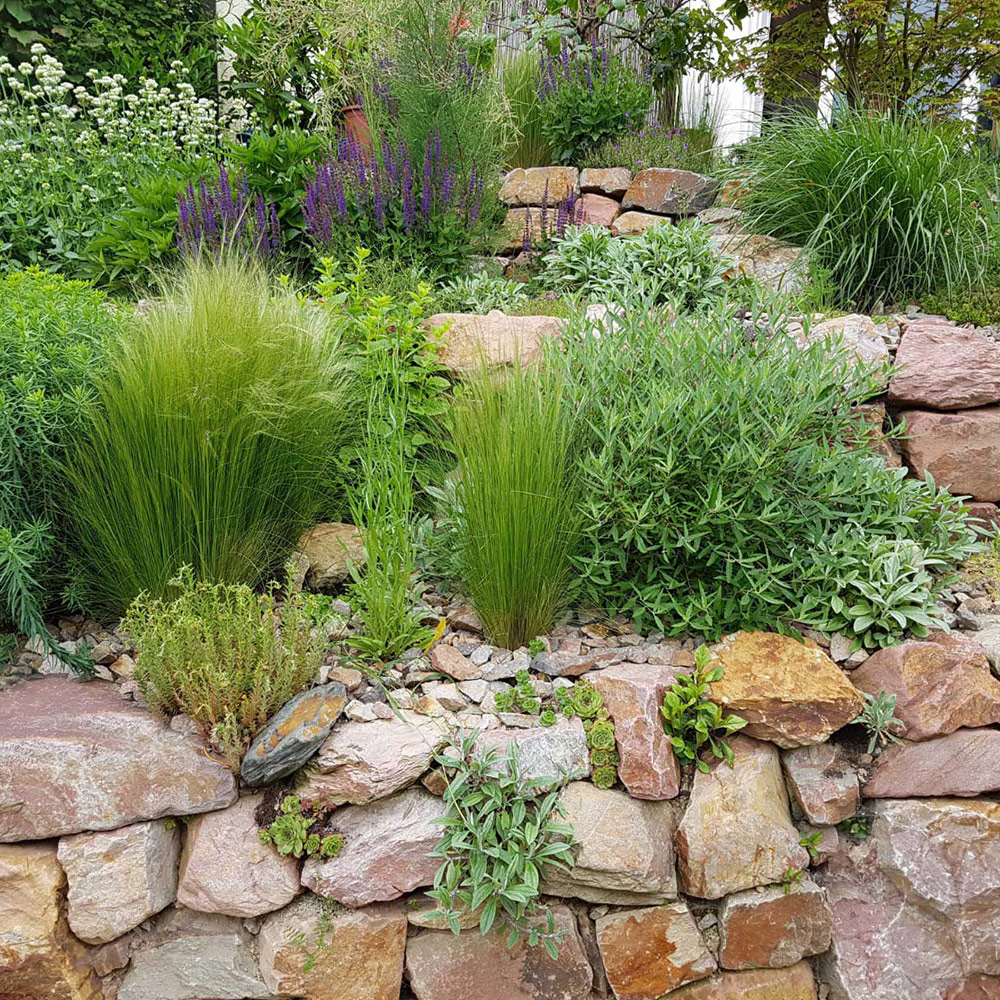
left=854, top=691, right=904, bottom=753
left=428, top=731, right=577, bottom=957
left=450, top=355, right=580, bottom=650
left=660, top=645, right=747, bottom=772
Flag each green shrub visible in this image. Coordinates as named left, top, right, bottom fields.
left=580, top=119, right=716, bottom=174
left=502, top=50, right=551, bottom=168
left=921, top=283, right=1000, bottom=327
left=64, top=258, right=357, bottom=613
left=538, top=44, right=652, bottom=165
left=124, top=567, right=326, bottom=768
left=733, top=109, right=997, bottom=310
left=557, top=301, right=978, bottom=642
left=660, top=646, right=747, bottom=771
left=541, top=221, right=728, bottom=311
left=450, top=358, right=579, bottom=650
left=429, top=731, right=577, bottom=954
left=436, top=272, right=529, bottom=314
left=0, top=269, right=125, bottom=671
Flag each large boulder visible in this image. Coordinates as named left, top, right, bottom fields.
left=0, top=842, right=102, bottom=1000
left=424, top=312, right=561, bottom=375
left=718, top=878, right=832, bottom=970
left=707, top=631, right=863, bottom=748
left=889, top=321, right=1000, bottom=410
left=781, top=742, right=860, bottom=825
left=596, top=903, right=716, bottom=999
left=580, top=167, right=632, bottom=199
left=863, top=729, right=1000, bottom=798
left=799, top=313, right=891, bottom=370
left=676, top=736, right=809, bottom=899
left=667, top=962, right=818, bottom=999
left=176, top=793, right=300, bottom=918
left=899, top=407, right=1000, bottom=502
left=710, top=232, right=807, bottom=295
left=302, top=786, right=447, bottom=906
left=258, top=896, right=407, bottom=1000
left=851, top=634, right=1000, bottom=740
left=405, top=903, right=593, bottom=1000
left=475, top=718, right=591, bottom=786
left=119, top=909, right=271, bottom=1000
left=0, top=677, right=236, bottom=841
left=57, top=819, right=180, bottom=945
left=500, top=166, right=580, bottom=207
left=578, top=192, right=621, bottom=228
left=298, top=711, right=450, bottom=806
left=241, top=682, right=347, bottom=787
left=815, top=798, right=1000, bottom=999
left=622, top=168, right=719, bottom=215
left=541, top=782, right=678, bottom=905
left=592, top=662, right=683, bottom=799
left=296, top=522, right=363, bottom=590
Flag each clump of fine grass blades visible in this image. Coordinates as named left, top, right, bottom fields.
left=124, top=567, right=326, bottom=769
left=451, top=357, right=579, bottom=649
left=502, top=50, right=551, bottom=169
left=64, top=258, right=356, bottom=613
left=734, top=108, right=996, bottom=310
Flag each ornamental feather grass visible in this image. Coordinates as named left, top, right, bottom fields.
left=734, top=108, right=997, bottom=310
left=63, top=257, right=357, bottom=613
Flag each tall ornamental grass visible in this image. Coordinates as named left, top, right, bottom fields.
left=451, top=358, right=579, bottom=649
left=64, top=258, right=356, bottom=613
left=734, top=109, right=996, bottom=310
left=502, top=50, right=551, bottom=169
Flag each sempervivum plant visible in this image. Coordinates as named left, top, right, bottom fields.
left=301, top=128, right=486, bottom=274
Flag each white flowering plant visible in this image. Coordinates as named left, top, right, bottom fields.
left=0, top=44, right=221, bottom=273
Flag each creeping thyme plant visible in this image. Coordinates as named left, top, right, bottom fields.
left=0, top=44, right=219, bottom=272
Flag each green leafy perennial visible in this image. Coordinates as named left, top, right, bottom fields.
left=429, top=732, right=577, bottom=957
left=660, top=645, right=747, bottom=772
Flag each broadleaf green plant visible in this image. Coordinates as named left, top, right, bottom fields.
left=660, top=645, right=747, bottom=771
left=64, top=257, right=357, bottom=613
left=429, top=731, right=578, bottom=957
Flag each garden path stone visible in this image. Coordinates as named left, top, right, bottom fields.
left=240, top=681, right=347, bottom=786
left=0, top=677, right=236, bottom=842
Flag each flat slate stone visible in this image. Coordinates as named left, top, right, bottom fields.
left=0, top=677, right=236, bottom=842
left=241, top=681, right=347, bottom=786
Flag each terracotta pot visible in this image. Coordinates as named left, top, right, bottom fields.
left=341, top=105, right=372, bottom=155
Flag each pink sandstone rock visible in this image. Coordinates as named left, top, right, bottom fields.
left=889, top=320, right=1000, bottom=410
left=429, top=643, right=482, bottom=680
left=578, top=192, right=621, bottom=228
left=851, top=633, right=1000, bottom=740
left=301, top=787, right=447, bottom=906
left=580, top=167, right=632, bottom=199
left=596, top=902, right=716, bottom=999
left=258, top=896, right=407, bottom=1000
left=899, top=407, right=1000, bottom=501
left=666, top=962, right=818, bottom=999
left=57, top=819, right=180, bottom=944
left=676, top=737, right=809, bottom=899
left=815, top=798, right=1000, bottom=1000
left=0, top=677, right=236, bottom=842
left=176, top=793, right=301, bottom=917
left=948, top=977, right=1000, bottom=999
left=405, top=903, right=593, bottom=1000
left=622, top=168, right=719, bottom=215
left=781, top=742, right=860, bottom=825
left=968, top=503, right=1000, bottom=531
left=863, top=728, right=1000, bottom=798
left=718, top=879, right=832, bottom=970
left=592, top=662, right=683, bottom=799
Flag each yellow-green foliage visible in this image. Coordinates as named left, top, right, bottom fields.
left=124, top=567, right=325, bottom=769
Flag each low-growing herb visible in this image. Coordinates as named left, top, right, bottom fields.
left=258, top=794, right=345, bottom=859
left=854, top=691, right=904, bottom=753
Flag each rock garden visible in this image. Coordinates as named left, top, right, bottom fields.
left=3, top=3, right=1000, bottom=1000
